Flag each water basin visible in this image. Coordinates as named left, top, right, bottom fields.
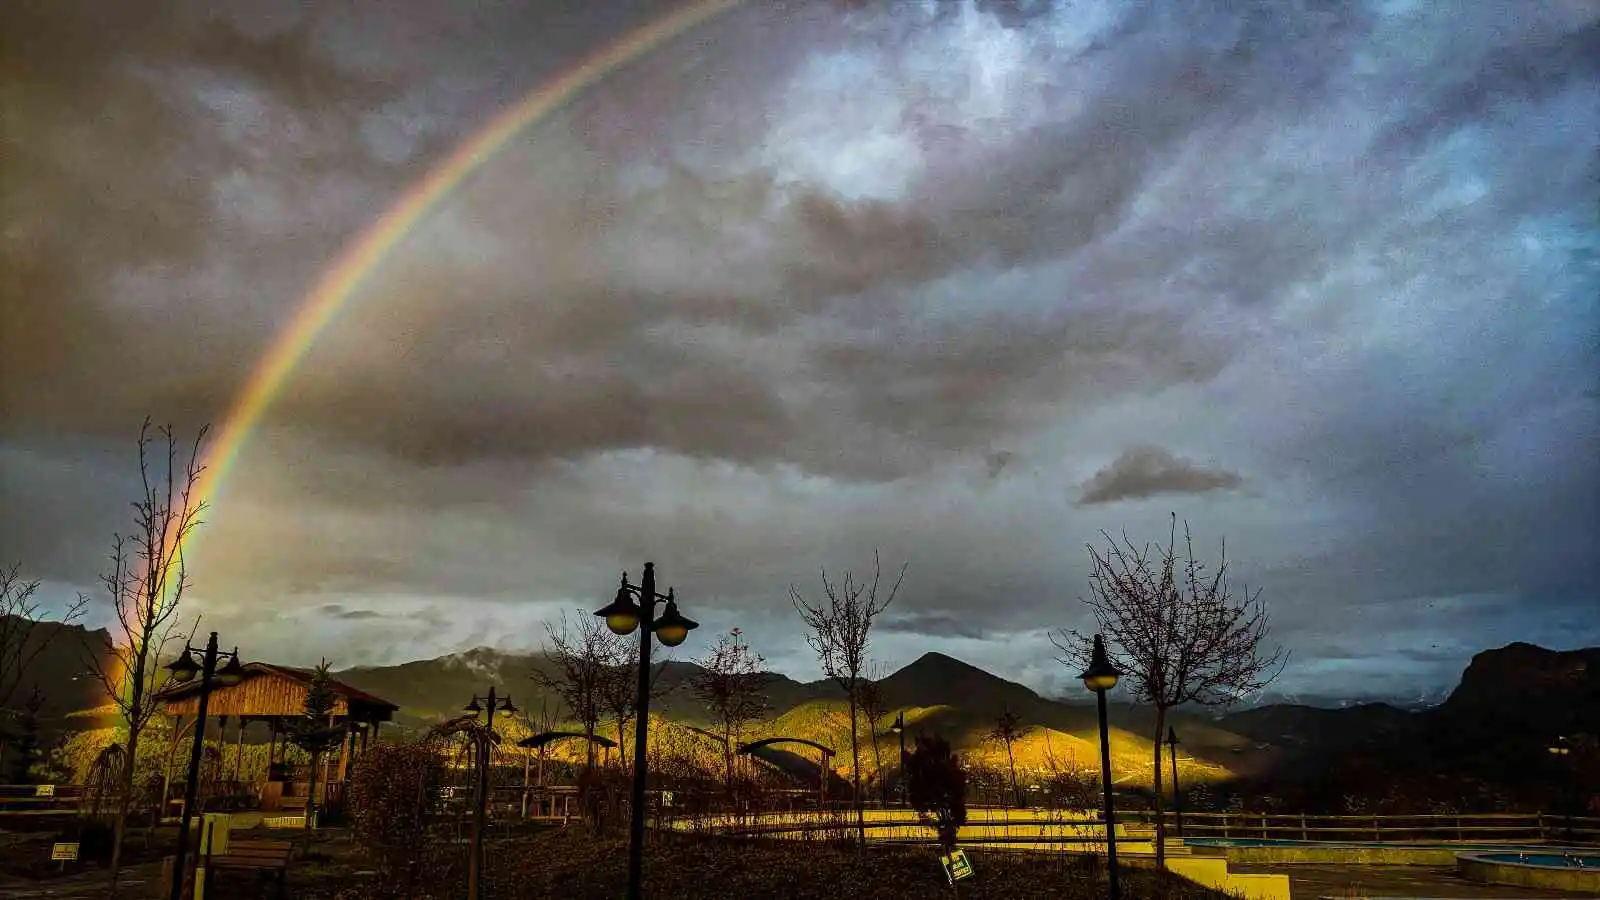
left=1457, top=851, right=1600, bottom=892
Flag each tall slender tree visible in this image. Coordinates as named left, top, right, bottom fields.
left=791, top=551, right=906, bottom=848
left=1054, top=513, right=1285, bottom=866
left=691, top=628, right=769, bottom=793
left=856, top=668, right=889, bottom=805
left=289, top=660, right=344, bottom=850
left=79, top=419, right=208, bottom=889
left=6, top=687, right=45, bottom=783
left=986, top=705, right=1025, bottom=808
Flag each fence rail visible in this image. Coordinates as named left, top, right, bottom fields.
left=0, top=784, right=85, bottom=818
left=1117, top=810, right=1600, bottom=845
left=3, top=779, right=1594, bottom=848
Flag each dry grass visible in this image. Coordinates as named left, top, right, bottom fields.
left=298, top=826, right=1228, bottom=899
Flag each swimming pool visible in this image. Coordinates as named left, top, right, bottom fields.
left=1184, top=837, right=1587, bottom=868
left=1457, top=851, right=1600, bottom=891
left=1473, top=852, right=1600, bottom=867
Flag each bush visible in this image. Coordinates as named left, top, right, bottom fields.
left=905, top=734, right=967, bottom=855
left=345, top=741, right=448, bottom=898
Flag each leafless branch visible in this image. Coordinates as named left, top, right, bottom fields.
left=1, top=564, right=88, bottom=714
left=691, top=628, right=769, bottom=789
left=73, top=418, right=209, bottom=884
left=790, top=549, right=906, bottom=847
left=1051, top=512, right=1285, bottom=864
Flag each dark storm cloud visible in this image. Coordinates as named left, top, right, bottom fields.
left=3, top=0, right=1596, bottom=694
left=877, top=611, right=996, bottom=641
left=1078, top=446, right=1244, bottom=506
left=316, top=605, right=384, bottom=621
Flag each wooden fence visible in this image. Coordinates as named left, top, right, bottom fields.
left=4, top=781, right=1594, bottom=848
left=0, top=783, right=85, bottom=820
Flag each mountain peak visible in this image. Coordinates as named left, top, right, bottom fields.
left=883, top=651, right=1043, bottom=713
left=901, top=651, right=984, bottom=676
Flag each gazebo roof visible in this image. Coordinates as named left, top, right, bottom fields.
left=157, top=662, right=399, bottom=722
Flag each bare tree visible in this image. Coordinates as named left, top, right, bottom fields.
left=1, top=564, right=87, bottom=714
left=790, top=551, right=906, bottom=847
left=691, top=628, right=769, bottom=793
left=1, top=565, right=87, bottom=777
left=595, top=627, right=678, bottom=772
left=596, top=635, right=642, bottom=770
left=1053, top=513, right=1285, bottom=866
left=80, top=419, right=208, bottom=889
left=537, top=614, right=610, bottom=773
left=987, top=705, right=1025, bottom=808
left=856, top=666, right=888, bottom=805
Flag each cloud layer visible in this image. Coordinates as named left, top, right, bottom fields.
left=3, top=0, right=1597, bottom=698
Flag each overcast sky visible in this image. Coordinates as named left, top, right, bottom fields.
left=3, top=0, right=1596, bottom=702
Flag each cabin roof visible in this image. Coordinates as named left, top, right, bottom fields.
left=156, top=661, right=399, bottom=719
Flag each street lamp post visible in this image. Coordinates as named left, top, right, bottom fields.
left=1081, top=634, right=1122, bottom=900
left=594, top=562, right=698, bottom=900
left=1548, top=736, right=1572, bottom=843
left=1166, top=727, right=1183, bottom=839
left=890, top=712, right=907, bottom=809
left=464, top=686, right=516, bottom=900
left=164, top=632, right=245, bottom=900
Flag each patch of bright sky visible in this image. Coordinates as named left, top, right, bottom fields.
left=755, top=49, right=922, bottom=202
left=752, top=0, right=1124, bottom=204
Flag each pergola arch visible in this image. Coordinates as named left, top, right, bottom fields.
left=736, top=738, right=837, bottom=802
left=517, top=731, right=618, bottom=751
left=735, top=737, right=834, bottom=758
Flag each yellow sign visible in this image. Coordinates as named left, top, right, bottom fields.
left=35, top=784, right=55, bottom=798
left=940, top=848, right=974, bottom=884
left=52, top=843, right=79, bottom=861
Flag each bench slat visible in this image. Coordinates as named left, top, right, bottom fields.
left=212, top=851, right=291, bottom=864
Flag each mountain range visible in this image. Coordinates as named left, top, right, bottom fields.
left=4, top=615, right=1594, bottom=809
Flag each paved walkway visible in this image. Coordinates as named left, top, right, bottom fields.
left=0, top=864, right=162, bottom=899
left=1232, top=863, right=1594, bottom=899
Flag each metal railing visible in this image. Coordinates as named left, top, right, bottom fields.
left=664, top=807, right=1600, bottom=848
left=1112, top=810, right=1600, bottom=845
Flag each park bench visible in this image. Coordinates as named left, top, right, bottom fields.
left=205, top=839, right=292, bottom=899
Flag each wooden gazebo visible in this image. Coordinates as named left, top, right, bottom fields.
left=156, top=662, right=399, bottom=813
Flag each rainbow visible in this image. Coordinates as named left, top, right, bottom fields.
left=180, top=0, right=747, bottom=570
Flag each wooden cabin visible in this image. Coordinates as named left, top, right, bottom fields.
left=156, top=662, right=399, bottom=813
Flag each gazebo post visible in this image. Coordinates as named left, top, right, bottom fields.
left=233, top=717, right=246, bottom=784
left=162, top=715, right=187, bottom=821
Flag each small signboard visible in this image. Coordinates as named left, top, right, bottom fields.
left=661, top=791, right=674, bottom=808
left=939, top=849, right=974, bottom=884
left=35, top=784, right=55, bottom=798
left=51, top=843, right=79, bottom=861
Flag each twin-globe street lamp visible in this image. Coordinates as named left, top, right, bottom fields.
left=163, top=632, right=246, bottom=900
left=1080, top=633, right=1123, bottom=900
left=593, top=562, right=698, bottom=900
left=463, top=687, right=517, bottom=900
